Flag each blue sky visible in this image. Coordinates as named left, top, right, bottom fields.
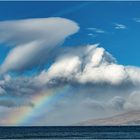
left=0, top=2, right=140, bottom=66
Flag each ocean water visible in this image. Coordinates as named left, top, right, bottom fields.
left=0, top=126, right=140, bottom=139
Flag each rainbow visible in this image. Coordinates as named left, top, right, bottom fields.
left=3, top=86, right=69, bottom=126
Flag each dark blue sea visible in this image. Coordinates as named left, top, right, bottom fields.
left=0, top=126, right=140, bottom=139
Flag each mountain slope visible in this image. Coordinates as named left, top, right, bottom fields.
left=78, top=111, right=140, bottom=126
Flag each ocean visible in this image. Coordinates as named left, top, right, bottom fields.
left=0, top=126, right=140, bottom=139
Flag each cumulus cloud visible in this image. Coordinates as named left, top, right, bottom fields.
left=107, top=91, right=140, bottom=112
left=0, top=17, right=79, bottom=73
left=108, top=96, right=126, bottom=111
left=97, top=91, right=140, bottom=112
left=79, top=96, right=125, bottom=112
left=37, top=44, right=132, bottom=86
left=0, top=75, right=44, bottom=97
left=125, top=66, right=140, bottom=85
left=124, top=91, right=140, bottom=111
left=114, top=23, right=126, bottom=29
left=79, top=91, right=140, bottom=113
left=1, top=44, right=140, bottom=112
left=0, top=74, right=46, bottom=108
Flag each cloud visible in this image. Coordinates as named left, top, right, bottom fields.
left=0, top=17, right=79, bottom=73
left=1, top=44, right=140, bottom=111
left=114, top=23, right=126, bottom=29
left=108, top=96, right=126, bottom=111
left=133, top=18, right=140, bottom=23
left=87, top=28, right=105, bottom=33
left=0, top=99, right=34, bottom=108
left=39, top=55, right=81, bottom=85
left=82, top=98, right=105, bottom=110
left=1, top=17, right=140, bottom=124
left=37, top=44, right=131, bottom=86
left=102, top=91, right=140, bottom=112
left=105, top=91, right=140, bottom=112
left=124, top=91, right=140, bottom=111
left=0, top=75, right=42, bottom=108
left=87, top=33, right=96, bottom=37
left=80, top=96, right=125, bottom=112
left=125, top=66, right=140, bottom=86
left=0, top=86, right=6, bottom=95
left=79, top=91, right=140, bottom=113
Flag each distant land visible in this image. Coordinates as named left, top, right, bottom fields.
left=78, top=110, right=140, bottom=126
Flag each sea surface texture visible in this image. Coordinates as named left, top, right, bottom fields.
left=0, top=126, right=140, bottom=139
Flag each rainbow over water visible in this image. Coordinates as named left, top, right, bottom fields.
left=3, top=86, right=69, bottom=126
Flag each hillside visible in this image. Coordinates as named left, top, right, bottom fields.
left=78, top=111, right=140, bottom=126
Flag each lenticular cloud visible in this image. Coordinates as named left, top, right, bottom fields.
left=0, top=17, right=79, bottom=73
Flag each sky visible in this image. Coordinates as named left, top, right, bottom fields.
left=0, top=1, right=140, bottom=125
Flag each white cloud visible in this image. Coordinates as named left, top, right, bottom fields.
left=0, top=17, right=79, bottom=73
left=80, top=91, right=140, bottom=113
left=4, top=43, right=138, bottom=114
left=124, top=91, right=140, bottom=111
left=37, top=44, right=131, bottom=86
left=87, top=28, right=105, bottom=33
left=114, top=23, right=126, bottom=29
left=87, top=33, right=96, bottom=37
left=125, top=66, right=140, bottom=85
left=108, top=96, right=126, bottom=111
left=103, top=91, right=140, bottom=112
left=44, top=56, right=81, bottom=83
left=133, top=18, right=140, bottom=23
left=78, top=62, right=127, bottom=85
